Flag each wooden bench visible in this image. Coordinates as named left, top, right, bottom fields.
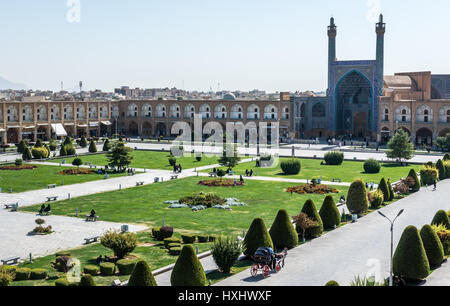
left=46, top=196, right=58, bottom=202
left=208, top=172, right=217, bottom=177
left=47, top=184, right=57, bottom=189
left=85, top=215, right=99, bottom=222
left=1, top=257, right=20, bottom=266
left=4, top=203, right=17, bottom=210
left=84, top=236, right=99, bottom=244
left=331, top=178, right=342, bottom=183
left=154, top=177, right=160, bottom=183
left=170, top=175, right=178, bottom=180
left=136, top=181, right=144, bottom=186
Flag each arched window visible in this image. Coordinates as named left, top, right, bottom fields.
left=312, top=103, right=325, bottom=118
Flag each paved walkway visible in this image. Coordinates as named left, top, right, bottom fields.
left=216, top=180, right=450, bottom=286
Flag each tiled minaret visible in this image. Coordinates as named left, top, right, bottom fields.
left=327, top=17, right=337, bottom=96
left=376, top=14, right=386, bottom=96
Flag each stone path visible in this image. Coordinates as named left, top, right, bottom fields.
left=216, top=180, right=450, bottom=286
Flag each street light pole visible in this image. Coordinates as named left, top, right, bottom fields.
left=378, top=209, right=404, bottom=287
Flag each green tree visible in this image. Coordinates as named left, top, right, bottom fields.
left=63, top=137, right=72, bottom=146
left=106, top=141, right=133, bottom=172
left=170, top=245, right=206, bottom=286
left=393, top=226, right=430, bottom=281
left=269, top=209, right=298, bottom=249
left=48, top=139, right=57, bottom=151
left=435, top=137, right=448, bottom=152
left=346, top=180, right=368, bottom=215
left=211, top=235, right=242, bottom=273
left=319, top=196, right=341, bottom=229
left=431, top=210, right=450, bottom=229
left=218, top=144, right=241, bottom=170
left=386, top=130, right=415, bottom=163
left=22, top=147, right=32, bottom=161
left=420, top=225, right=444, bottom=267
left=88, top=140, right=98, bottom=153
left=102, top=138, right=111, bottom=152
left=72, top=158, right=83, bottom=168
left=387, top=179, right=395, bottom=201
left=59, top=144, right=67, bottom=157
left=79, top=136, right=88, bottom=148
left=436, top=159, right=446, bottom=181
left=100, top=230, right=138, bottom=259
left=17, top=140, right=27, bottom=154
left=243, top=218, right=273, bottom=256
left=128, top=260, right=157, bottom=286
left=35, top=139, right=43, bottom=148
left=301, top=199, right=323, bottom=238
left=79, top=274, right=96, bottom=286
left=378, top=178, right=390, bottom=203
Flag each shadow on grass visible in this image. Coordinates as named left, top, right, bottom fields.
left=207, top=260, right=253, bottom=284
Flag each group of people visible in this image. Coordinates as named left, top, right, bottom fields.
left=173, top=164, right=183, bottom=173
left=245, top=169, right=254, bottom=177
left=127, top=168, right=136, bottom=175
left=365, top=182, right=375, bottom=191
left=38, top=204, right=51, bottom=215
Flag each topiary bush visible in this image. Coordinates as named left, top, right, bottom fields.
left=378, top=178, right=390, bottom=203
left=393, top=225, right=430, bottom=281
left=444, top=161, right=450, bottom=179
left=243, top=218, right=273, bottom=257
left=444, top=153, right=450, bottom=161
left=280, top=159, right=301, bottom=175
left=100, top=230, right=138, bottom=259
left=269, top=209, right=298, bottom=249
left=319, top=196, right=341, bottom=229
left=436, top=159, right=446, bottom=181
left=170, top=245, right=206, bottom=286
left=14, top=268, right=31, bottom=281
left=89, top=140, right=98, bottom=153
left=325, top=280, right=339, bottom=286
left=169, top=247, right=182, bottom=256
left=301, top=199, right=323, bottom=238
left=22, top=147, right=32, bottom=161
left=72, top=157, right=83, bottom=167
left=346, top=180, right=368, bottom=215
left=17, top=140, right=27, bottom=154
left=211, top=235, right=242, bottom=273
left=363, top=159, right=380, bottom=173
left=181, top=234, right=196, bottom=244
left=0, top=266, right=15, bottom=286
left=103, top=138, right=111, bottom=152
left=117, top=259, right=137, bottom=275
left=420, top=165, right=439, bottom=186
left=407, top=169, right=421, bottom=192
left=208, top=235, right=218, bottom=242
left=54, top=278, right=70, bottom=286
left=387, top=179, right=395, bottom=201
left=324, top=151, right=344, bottom=165
left=164, top=237, right=181, bottom=249
left=83, top=265, right=100, bottom=276
left=197, top=235, right=209, bottom=243
left=100, top=262, right=115, bottom=276
left=431, top=210, right=450, bottom=229
left=31, top=147, right=49, bottom=159
left=79, top=274, right=96, bottom=286
left=154, top=226, right=174, bottom=241
left=368, top=190, right=384, bottom=209
left=30, top=269, right=48, bottom=280
left=128, top=260, right=157, bottom=286
left=79, top=136, right=88, bottom=148
left=420, top=225, right=444, bottom=267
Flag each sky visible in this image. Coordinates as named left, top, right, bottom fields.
left=0, top=0, right=449, bottom=92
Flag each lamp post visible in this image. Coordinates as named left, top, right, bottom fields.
left=378, top=209, right=404, bottom=286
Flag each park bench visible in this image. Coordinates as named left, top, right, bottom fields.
left=1, top=257, right=20, bottom=266
left=46, top=196, right=58, bottom=202
left=4, top=203, right=18, bottom=210
left=331, top=178, right=342, bottom=183
left=228, top=171, right=235, bottom=176
left=171, top=175, right=178, bottom=180
left=84, top=236, right=99, bottom=244
left=154, top=177, right=160, bottom=183
left=85, top=215, right=99, bottom=222
left=47, top=184, right=57, bottom=189
left=208, top=172, right=217, bottom=177
left=136, top=181, right=144, bottom=186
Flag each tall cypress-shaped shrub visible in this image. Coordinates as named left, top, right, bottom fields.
left=319, top=196, right=341, bottom=229
left=88, top=140, right=97, bottom=153
left=407, top=169, right=421, bottom=192
left=346, top=180, right=368, bottom=215
left=128, top=260, right=157, bottom=286
left=378, top=178, right=390, bottom=204
left=79, top=136, right=88, bottom=148
left=269, top=209, right=298, bottom=250
left=59, top=144, right=67, bottom=157
left=17, top=140, right=27, bottom=154
left=436, top=159, right=446, bottom=181
left=243, top=218, right=273, bottom=256
left=431, top=210, right=450, bottom=229
left=103, top=139, right=111, bottom=152
left=393, top=226, right=430, bottom=281
left=301, top=199, right=323, bottom=238
left=22, top=147, right=32, bottom=161
left=387, top=179, right=395, bottom=201
left=420, top=225, right=444, bottom=267
left=170, top=245, right=206, bottom=286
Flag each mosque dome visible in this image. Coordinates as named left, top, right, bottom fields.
left=222, top=92, right=236, bottom=101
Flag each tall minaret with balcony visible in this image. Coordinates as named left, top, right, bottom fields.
left=376, top=14, right=386, bottom=96
left=327, top=17, right=337, bottom=95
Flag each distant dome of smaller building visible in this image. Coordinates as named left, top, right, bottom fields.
left=222, top=93, right=236, bottom=101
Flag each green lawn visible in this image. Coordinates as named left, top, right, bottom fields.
left=49, top=150, right=219, bottom=170
left=210, top=158, right=421, bottom=183
left=12, top=231, right=211, bottom=286
left=0, top=165, right=126, bottom=193
left=21, top=177, right=349, bottom=235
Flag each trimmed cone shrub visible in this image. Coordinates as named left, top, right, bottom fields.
left=269, top=209, right=298, bottom=249
left=117, top=259, right=137, bottom=275
left=431, top=210, right=450, bottom=229
left=420, top=166, right=439, bottom=186
left=319, top=196, right=341, bottom=229
left=17, top=140, right=27, bottom=154
left=54, top=278, right=70, bottom=286
left=79, top=274, right=96, bottom=286
left=378, top=178, right=390, bottom=203
left=408, top=169, right=421, bottom=191
left=170, top=245, right=206, bottom=286
left=59, top=144, right=67, bottom=157
left=325, top=280, right=339, bottom=286
left=79, top=136, right=88, bottom=148
left=128, top=260, right=157, bottom=286
left=363, top=159, right=380, bottom=173
left=30, top=269, right=48, bottom=280
left=211, top=235, right=242, bottom=273
left=22, top=147, right=32, bottom=161
left=420, top=225, right=445, bottom=267
left=444, top=153, right=450, bottom=161
left=14, top=268, right=31, bottom=281
left=346, top=180, right=368, bottom=215
left=88, top=141, right=98, bottom=153
left=387, top=179, right=395, bottom=201
left=181, top=234, right=196, bottom=244
left=436, top=159, right=446, bottom=181
left=83, top=265, right=99, bottom=276
left=35, top=139, right=43, bottom=147
left=393, top=226, right=430, bottom=281
left=103, top=139, right=111, bottom=152
left=243, top=218, right=273, bottom=256
left=301, top=199, right=323, bottom=238
left=65, top=144, right=76, bottom=156
left=31, top=147, right=49, bottom=159
left=100, top=262, right=115, bottom=276
left=324, top=151, right=344, bottom=165
left=280, top=159, right=301, bottom=175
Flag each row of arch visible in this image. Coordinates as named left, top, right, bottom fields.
left=125, top=103, right=289, bottom=120
left=381, top=126, right=450, bottom=145
left=382, top=105, right=450, bottom=123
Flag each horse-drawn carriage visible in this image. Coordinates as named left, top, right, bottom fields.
left=250, top=247, right=287, bottom=278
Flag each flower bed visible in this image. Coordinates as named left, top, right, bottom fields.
left=0, top=165, right=37, bottom=171
left=198, top=179, right=244, bottom=187
left=286, top=184, right=339, bottom=195
left=57, top=168, right=97, bottom=175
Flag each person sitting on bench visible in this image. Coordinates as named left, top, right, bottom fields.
left=38, top=204, right=46, bottom=215
left=96, top=255, right=104, bottom=265
left=340, top=195, right=346, bottom=203
left=90, top=209, right=96, bottom=218
left=44, top=204, right=51, bottom=214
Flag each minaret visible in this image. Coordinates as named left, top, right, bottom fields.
left=376, top=14, right=386, bottom=96
left=327, top=17, right=337, bottom=95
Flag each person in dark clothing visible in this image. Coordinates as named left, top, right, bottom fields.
left=178, top=164, right=182, bottom=173
left=240, top=175, right=244, bottom=183
left=44, top=204, right=51, bottom=213
left=245, top=169, right=249, bottom=177
left=250, top=170, right=253, bottom=177
left=433, top=180, right=437, bottom=191
left=39, top=204, right=45, bottom=215
left=90, top=209, right=96, bottom=217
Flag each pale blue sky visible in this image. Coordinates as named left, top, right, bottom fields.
left=0, top=0, right=448, bottom=92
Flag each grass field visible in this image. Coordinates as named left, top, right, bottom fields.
left=49, top=150, right=219, bottom=170
left=21, top=177, right=349, bottom=235
left=12, top=231, right=211, bottom=286
left=0, top=165, right=126, bottom=193
left=208, top=158, right=421, bottom=183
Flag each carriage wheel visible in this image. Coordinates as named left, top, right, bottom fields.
left=263, top=265, right=270, bottom=278
left=250, top=264, right=259, bottom=277
left=275, top=262, right=281, bottom=272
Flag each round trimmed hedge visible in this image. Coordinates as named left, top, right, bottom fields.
left=79, top=274, right=96, bottom=286
left=54, top=278, right=70, bottom=286
left=100, top=262, right=115, bottom=276
left=83, top=265, right=99, bottom=276
left=280, top=159, right=301, bottom=175
left=324, top=152, right=344, bottom=165
left=363, top=159, right=380, bottom=173
left=30, top=269, right=48, bottom=280
left=164, top=237, right=181, bottom=249
left=169, top=247, right=182, bottom=256
left=128, top=260, right=157, bottom=286
left=346, top=180, right=368, bottom=215
left=14, top=268, right=31, bottom=281
left=181, top=234, right=196, bottom=244
left=117, top=259, right=137, bottom=275
left=325, top=280, right=339, bottom=286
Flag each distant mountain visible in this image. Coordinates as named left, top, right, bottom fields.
left=0, top=76, right=27, bottom=90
